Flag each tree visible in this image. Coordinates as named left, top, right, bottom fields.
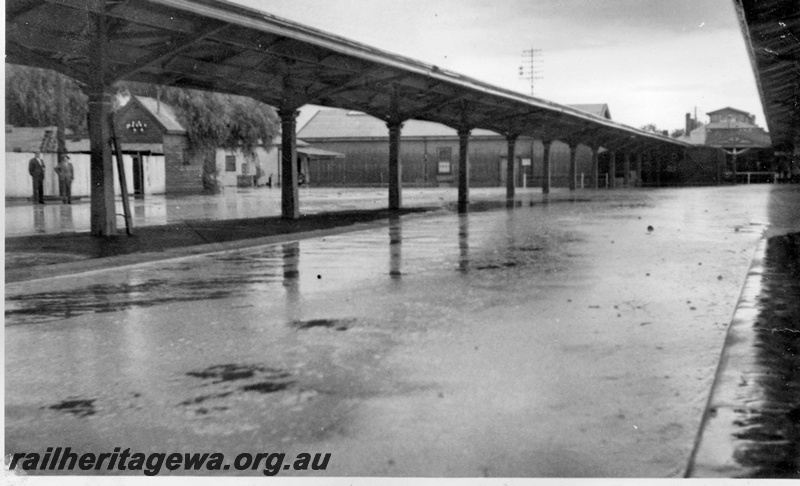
left=671, top=128, right=685, bottom=138
left=639, top=123, right=660, bottom=134
left=5, top=64, right=87, bottom=131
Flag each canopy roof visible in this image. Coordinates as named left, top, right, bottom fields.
left=734, top=0, right=799, bottom=153
left=7, top=0, right=689, bottom=153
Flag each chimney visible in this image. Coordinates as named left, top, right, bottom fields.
left=685, top=113, right=692, bottom=135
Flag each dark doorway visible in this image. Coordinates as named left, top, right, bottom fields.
left=132, top=155, right=145, bottom=198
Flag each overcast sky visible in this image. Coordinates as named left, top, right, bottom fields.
left=232, top=0, right=765, bottom=133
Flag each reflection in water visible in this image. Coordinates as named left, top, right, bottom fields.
left=733, top=232, right=800, bottom=478
left=6, top=248, right=287, bottom=326
left=58, top=205, right=74, bottom=232
left=282, top=242, right=301, bottom=320
left=389, top=216, right=402, bottom=279
left=458, top=215, right=469, bottom=274
left=33, top=207, right=46, bottom=233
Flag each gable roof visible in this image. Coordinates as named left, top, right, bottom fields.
left=707, top=107, right=752, bottom=116
left=118, top=96, right=186, bottom=134
left=569, top=104, right=612, bottom=120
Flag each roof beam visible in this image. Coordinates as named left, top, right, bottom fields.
left=6, top=40, right=90, bottom=84
left=6, top=0, right=45, bottom=21
left=302, top=71, right=405, bottom=105
left=109, top=22, right=229, bottom=82
left=400, top=91, right=469, bottom=120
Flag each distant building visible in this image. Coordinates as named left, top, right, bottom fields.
left=297, top=105, right=616, bottom=188
left=679, top=107, right=773, bottom=180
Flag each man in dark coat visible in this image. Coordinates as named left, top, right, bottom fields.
left=28, top=151, right=45, bottom=204
left=54, top=155, right=74, bottom=204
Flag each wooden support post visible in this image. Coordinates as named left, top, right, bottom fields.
left=87, top=91, right=116, bottom=236
left=387, top=120, right=403, bottom=210
left=608, top=151, right=617, bottom=189
left=87, top=7, right=116, bottom=236
left=636, top=152, right=643, bottom=187
left=568, top=144, right=577, bottom=191
left=457, top=127, right=471, bottom=213
left=542, top=140, right=551, bottom=194
left=623, top=152, right=631, bottom=187
left=279, top=108, right=299, bottom=219
left=656, top=152, right=662, bottom=187
left=592, top=146, right=600, bottom=189
left=506, top=134, right=517, bottom=199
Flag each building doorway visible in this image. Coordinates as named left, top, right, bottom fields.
left=132, top=154, right=145, bottom=197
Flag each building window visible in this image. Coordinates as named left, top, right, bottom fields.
left=241, top=162, right=249, bottom=175
left=437, top=147, right=452, bottom=174
left=225, top=155, right=236, bottom=172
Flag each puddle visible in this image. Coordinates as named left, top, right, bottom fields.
left=290, top=318, right=354, bottom=331
left=474, top=262, right=517, bottom=270
left=241, top=382, right=293, bottom=394
left=187, top=364, right=291, bottom=384
left=179, top=391, right=234, bottom=406
left=49, top=398, right=96, bottom=417
left=181, top=363, right=295, bottom=412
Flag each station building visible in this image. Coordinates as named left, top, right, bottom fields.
left=679, top=107, right=776, bottom=182
left=297, top=105, right=617, bottom=189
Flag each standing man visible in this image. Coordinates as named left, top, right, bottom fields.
left=54, top=155, right=74, bottom=204
left=28, top=151, right=45, bottom=204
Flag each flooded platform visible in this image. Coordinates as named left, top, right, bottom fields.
left=6, top=184, right=800, bottom=477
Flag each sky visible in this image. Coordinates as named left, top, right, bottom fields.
left=231, top=0, right=766, bottom=133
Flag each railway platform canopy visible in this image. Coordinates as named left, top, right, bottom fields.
left=734, top=0, right=800, bottom=157
left=7, top=0, right=693, bottom=235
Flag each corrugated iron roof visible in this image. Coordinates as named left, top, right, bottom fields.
left=6, top=0, right=690, bottom=152
left=297, top=146, right=344, bottom=158
left=678, top=121, right=771, bottom=148
left=5, top=126, right=58, bottom=153
left=298, top=109, right=500, bottom=139
left=569, top=104, right=612, bottom=120
left=734, top=0, right=798, bottom=152
left=4, top=126, right=165, bottom=154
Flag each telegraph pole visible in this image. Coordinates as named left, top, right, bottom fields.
left=519, top=47, right=543, bottom=96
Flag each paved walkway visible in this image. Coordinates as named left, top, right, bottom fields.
left=4, top=187, right=583, bottom=282
left=6, top=184, right=799, bottom=477
left=6, top=186, right=543, bottom=237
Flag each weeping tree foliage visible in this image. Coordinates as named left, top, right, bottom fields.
left=121, top=82, right=280, bottom=192
left=6, top=65, right=281, bottom=193
left=5, top=64, right=88, bottom=131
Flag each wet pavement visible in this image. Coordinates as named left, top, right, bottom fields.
left=5, top=186, right=546, bottom=237
left=5, top=184, right=800, bottom=477
left=687, top=187, right=800, bottom=478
